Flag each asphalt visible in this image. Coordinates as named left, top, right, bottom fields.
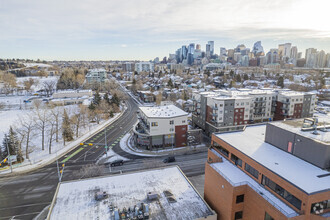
left=0, top=89, right=208, bottom=220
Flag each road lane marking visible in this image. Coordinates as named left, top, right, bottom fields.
left=61, top=147, right=84, bottom=163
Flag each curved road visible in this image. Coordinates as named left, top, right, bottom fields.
left=0, top=87, right=208, bottom=220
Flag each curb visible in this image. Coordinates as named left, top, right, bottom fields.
left=0, top=105, right=127, bottom=178
left=122, top=132, right=206, bottom=157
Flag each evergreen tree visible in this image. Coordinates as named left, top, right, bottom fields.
left=277, top=76, right=284, bottom=88
left=93, top=91, right=101, bottom=106
left=103, top=93, right=111, bottom=105
left=111, top=93, right=120, bottom=107
left=88, top=102, right=96, bottom=111
left=229, top=70, right=234, bottom=78
left=2, top=127, right=19, bottom=159
left=243, top=74, right=249, bottom=81
left=62, top=109, right=73, bottom=144
left=1, top=134, right=9, bottom=160
left=167, top=78, right=174, bottom=88
left=235, top=74, right=241, bottom=83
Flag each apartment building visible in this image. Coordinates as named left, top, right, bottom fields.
left=133, top=105, right=188, bottom=149
left=204, top=118, right=330, bottom=220
left=135, top=62, right=154, bottom=73
left=85, top=69, right=107, bottom=83
left=274, top=91, right=316, bottom=120
left=192, top=89, right=316, bottom=135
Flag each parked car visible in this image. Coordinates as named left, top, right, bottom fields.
left=163, top=156, right=175, bottom=163
left=105, top=159, right=124, bottom=167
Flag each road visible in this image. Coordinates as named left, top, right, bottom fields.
left=0, top=87, right=208, bottom=220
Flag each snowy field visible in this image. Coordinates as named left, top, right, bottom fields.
left=16, top=76, right=58, bottom=92
left=0, top=93, right=123, bottom=172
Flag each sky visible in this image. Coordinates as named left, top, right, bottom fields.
left=0, top=0, right=330, bottom=61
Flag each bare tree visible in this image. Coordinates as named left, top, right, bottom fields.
left=34, top=107, right=49, bottom=151
left=47, top=119, right=56, bottom=154
left=18, top=115, right=35, bottom=160
left=23, top=78, right=35, bottom=94
left=49, top=104, right=62, bottom=142
left=43, top=80, right=56, bottom=97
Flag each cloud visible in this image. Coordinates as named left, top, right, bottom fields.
left=0, top=0, right=329, bottom=59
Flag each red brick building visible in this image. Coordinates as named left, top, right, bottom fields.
left=204, top=122, right=330, bottom=220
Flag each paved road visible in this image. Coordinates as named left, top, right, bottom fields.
left=0, top=87, right=208, bottom=220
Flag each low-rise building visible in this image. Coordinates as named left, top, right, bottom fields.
left=135, top=62, right=154, bottom=73
left=133, top=105, right=188, bottom=149
left=47, top=166, right=216, bottom=220
left=86, top=69, right=107, bottom=83
left=205, top=118, right=330, bottom=220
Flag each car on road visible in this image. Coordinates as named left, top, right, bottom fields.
left=163, top=156, right=175, bottom=163
left=105, top=159, right=124, bottom=167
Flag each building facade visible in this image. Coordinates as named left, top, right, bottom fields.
left=192, top=89, right=316, bottom=135
left=133, top=105, right=188, bottom=149
left=204, top=121, right=330, bottom=220
left=86, top=69, right=107, bottom=83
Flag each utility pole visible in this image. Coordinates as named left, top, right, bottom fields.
left=105, top=126, right=107, bottom=156
left=6, top=138, right=13, bottom=173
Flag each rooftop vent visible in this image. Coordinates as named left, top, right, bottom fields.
left=147, top=192, right=158, bottom=201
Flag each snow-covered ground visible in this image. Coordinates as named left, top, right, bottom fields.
left=97, top=149, right=129, bottom=164
left=16, top=76, right=58, bottom=92
left=0, top=94, right=126, bottom=173
left=23, top=63, right=52, bottom=68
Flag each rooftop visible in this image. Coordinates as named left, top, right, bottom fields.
left=210, top=149, right=298, bottom=218
left=139, top=105, right=188, bottom=118
left=215, top=125, right=330, bottom=194
left=48, top=166, right=214, bottom=220
left=272, top=116, right=330, bottom=144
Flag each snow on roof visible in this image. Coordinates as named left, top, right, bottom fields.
left=53, top=90, right=92, bottom=94
left=272, top=117, right=330, bottom=144
left=215, top=125, right=330, bottom=194
left=210, top=150, right=298, bottom=217
left=49, top=166, right=214, bottom=220
left=139, top=105, right=188, bottom=118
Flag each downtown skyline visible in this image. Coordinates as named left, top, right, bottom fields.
left=0, top=0, right=330, bottom=61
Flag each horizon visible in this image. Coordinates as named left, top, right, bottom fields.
left=1, top=0, right=330, bottom=61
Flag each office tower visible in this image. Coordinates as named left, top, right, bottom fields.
left=175, top=48, right=181, bottom=63
left=235, top=44, right=246, bottom=53
left=187, top=43, right=195, bottom=65
left=278, top=43, right=291, bottom=59
left=196, top=44, right=201, bottom=50
left=290, top=46, right=298, bottom=59
left=316, top=50, right=326, bottom=68
left=252, top=41, right=264, bottom=56
left=297, top=52, right=302, bottom=59
left=227, top=49, right=234, bottom=59
left=181, top=45, right=188, bottom=61
left=206, top=43, right=211, bottom=58
left=305, top=48, right=317, bottom=68
left=241, top=55, right=249, bottom=67
left=240, top=48, right=250, bottom=56
left=208, top=41, right=214, bottom=56
left=220, top=47, right=226, bottom=57
left=266, top=49, right=279, bottom=64
left=326, top=53, right=330, bottom=68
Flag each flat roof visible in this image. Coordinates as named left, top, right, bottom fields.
left=139, top=105, right=188, bottom=118
left=215, top=125, right=330, bottom=194
left=210, top=149, right=298, bottom=218
left=48, top=166, right=214, bottom=220
left=271, top=117, right=330, bottom=144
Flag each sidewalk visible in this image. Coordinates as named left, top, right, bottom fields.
left=119, top=132, right=207, bottom=157
left=0, top=106, right=126, bottom=177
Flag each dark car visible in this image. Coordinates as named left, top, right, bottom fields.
left=105, top=159, right=124, bottom=167
left=163, top=156, right=175, bottom=163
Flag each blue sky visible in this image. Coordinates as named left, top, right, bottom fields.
left=0, top=0, right=330, bottom=61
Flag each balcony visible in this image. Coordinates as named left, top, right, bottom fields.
left=212, top=112, right=218, bottom=117
left=255, top=99, right=266, bottom=103
left=138, top=118, right=150, bottom=133
left=212, top=106, right=218, bottom=110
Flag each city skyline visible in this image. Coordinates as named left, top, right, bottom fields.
left=0, top=0, right=330, bottom=61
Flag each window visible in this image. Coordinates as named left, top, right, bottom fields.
left=262, top=175, right=302, bottom=210
left=264, top=212, right=274, bottom=220
left=220, top=104, right=223, bottom=107
left=182, top=127, right=186, bottom=131
left=234, top=211, right=243, bottom=220
left=169, top=128, right=174, bottom=132
left=182, top=120, right=186, bottom=123
left=151, top=122, right=158, bottom=127
left=182, top=134, right=185, bottom=137
left=169, top=120, right=174, bottom=125
left=236, top=194, right=244, bottom=203
left=244, top=163, right=259, bottom=179
left=213, top=142, right=229, bottom=157
left=311, top=200, right=330, bottom=214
